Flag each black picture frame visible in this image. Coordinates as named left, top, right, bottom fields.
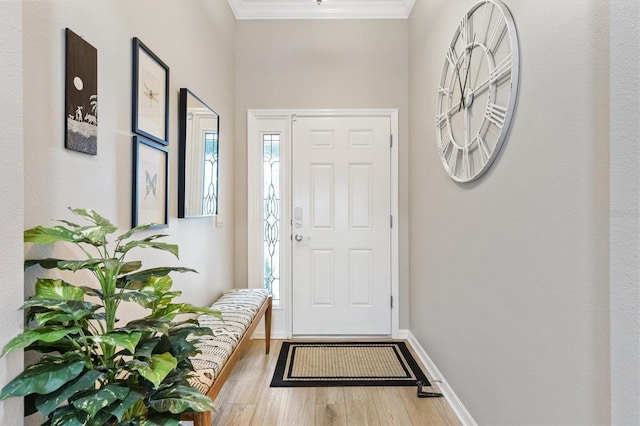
left=65, top=28, right=98, bottom=155
left=132, top=135, right=169, bottom=228
left=178, top=88, right=220, bottom=218
left=132, top=38, right=169, bottom=145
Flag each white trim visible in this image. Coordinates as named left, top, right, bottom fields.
left=248, top=109, right=400, bottom=339
left=227, top=0, right=415, bottom=20
left=404, top=330, right=477, bottom=426
left=252, top=330, right=289, bottom=340
left=247, top=111, right=291, bottom=288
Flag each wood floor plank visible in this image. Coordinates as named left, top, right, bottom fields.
left=397, top=385, right=451, bottom=425
left=206, top=339, right=460, bottom=426
left=371, top=386, right=412, bottom=425
left=344, top=387, right=381, bottom=426
left=250, top=387, right=289, bottom=426
left=315, top=403, right=347, bottom=426
left=316, top=387, right=345, bottom=405
left=212, top=403, right=256, bottom=426
left=282, top=386, right=315, bottom=425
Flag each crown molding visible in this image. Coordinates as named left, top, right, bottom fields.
left=227, top=0, right=415, bottom=20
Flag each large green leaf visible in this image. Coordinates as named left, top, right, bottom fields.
left=35, top=278, right=85, bottom=301
left=148, top=384, right=215, bottom=414
left=120, top=260, right=143, bottom=274
left=134, top=338, right=161, bottom=360
left=36, top=369, right=104, bottom=417
left=116, top=223, right=155, bottom=241
left=25, top=258, right=107, bottom=273
left=169, top=325, right=214, bottom=340
left=75, top=225, right=110, bottom=246
left=125, top=318, right=171, bottom=335
left=107, top=388, right=144, bottom=421
left=79, top=286, right=103, bottom=298
left=92, top=331, right=142, bottom=354
left=116, top=240, right=179, bottom=259
left=22, top=298, right=100, bottom=315
left=142, top=275, right=174, bottom=295
left=119, top=415, right=180, bottom=426
left=71, top=385, right=129, bottom=417
left=69, top=208, right=117, bottom=233
left=140, top=413, right=181, bottom=425
left=24, top=225, right=78, bottom=245
left=160, top=335, right=196, bottom=363
left=24, top=258, right=61, bottom=270
left=58, top=258, right=105, bottom=272
left=85, top=409, right=116, bottom=426
left=117, top=267, right=197, bottom=289
left=0, top=357, right=85, bottom=399
left=49, top=405, right=90, bottom=426
left=1, top=326, right=81, bottom=356
left=128, top=353, right=177, bottom=388
left=151, top=303, right=221, bottom=320
left=56, top=219, right=82, bottom=228
left=34, top=310, right=94, bottom=325
left=107, top=291, right=158, bottom=308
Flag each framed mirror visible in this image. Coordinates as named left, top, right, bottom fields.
left=178, top=88, right=219, bottom=218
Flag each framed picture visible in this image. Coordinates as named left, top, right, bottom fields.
left=132, top=38, right=169, bottom=145
left=132, top=135, right=169, bottom=228
left=65, top=28, right=97, bottom=154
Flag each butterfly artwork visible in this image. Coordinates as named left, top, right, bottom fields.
left=145, top=170, right=158, bottom=200
left=133, top=136, right=168, bottom=228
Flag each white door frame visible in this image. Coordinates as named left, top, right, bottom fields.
left=247, top=109, right=400, bottom=338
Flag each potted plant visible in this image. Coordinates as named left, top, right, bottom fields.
left=0, top=208, right=220, bottom=425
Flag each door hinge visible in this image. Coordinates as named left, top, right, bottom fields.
left=390, top=214, right=393, bottom=228
left=390, top=296, right=393, bottom=308
left=390, top=134, right=393, bottom=148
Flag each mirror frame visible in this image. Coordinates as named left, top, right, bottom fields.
left=178, top=88, right=220, bottom=218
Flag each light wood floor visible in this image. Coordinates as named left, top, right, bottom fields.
left=207, top=339, right=460, bottom=426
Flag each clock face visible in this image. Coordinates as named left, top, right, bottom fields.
left=436, top=0, right=519, bottom=182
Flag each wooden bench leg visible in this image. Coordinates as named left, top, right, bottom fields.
left=265, top=296, right=272, bottom=354
left=193, top=410, right=211, bottom=426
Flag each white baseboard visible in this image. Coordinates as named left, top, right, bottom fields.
left=400, top=329, right=477, bottom=426
left=252, top=331, right=288, bottom=339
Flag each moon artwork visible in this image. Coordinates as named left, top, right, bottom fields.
left=65, top=28, right=97, bottom=155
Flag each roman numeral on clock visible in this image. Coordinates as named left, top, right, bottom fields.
left=485, top=102, right=507, bottom=128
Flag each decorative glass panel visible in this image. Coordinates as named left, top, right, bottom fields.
left=263, top=134, right=280, bottom=301
left=202, top=132, right=218, bottom=216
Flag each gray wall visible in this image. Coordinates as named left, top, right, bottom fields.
left=8, top=2, right=236, bottom=422
left=0, top=1, right=24, bottom=424
left=234, top=19, right=410, bottom=327
left=20, top=0, right=236, bottom=317
left=610, top=1, right=640, bottom=424
left=408, top=1, right=610, bottom=424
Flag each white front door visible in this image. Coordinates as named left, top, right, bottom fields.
left=291, top=115, right=391, bottom=335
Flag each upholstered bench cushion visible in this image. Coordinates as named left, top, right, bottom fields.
left=188, top=289, right=269, bottom=393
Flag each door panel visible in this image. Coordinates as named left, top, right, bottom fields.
left=292, top=116, right=391, bottom=335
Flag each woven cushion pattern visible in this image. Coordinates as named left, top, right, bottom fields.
left=188, top=289, right=268, bottom=393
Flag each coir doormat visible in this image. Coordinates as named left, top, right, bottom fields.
left=270, top=341, right=430, bottom=387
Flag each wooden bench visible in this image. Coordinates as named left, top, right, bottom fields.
left=181, top=289, right=272, bottom=426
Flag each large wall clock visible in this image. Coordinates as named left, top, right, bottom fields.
left=435, top=0, right=520, bottom=182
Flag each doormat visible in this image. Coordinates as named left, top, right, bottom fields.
left=270, top=341, right=430, bottom=387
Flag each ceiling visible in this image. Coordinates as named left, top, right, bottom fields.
left=226, top=0, right=416, bottom=20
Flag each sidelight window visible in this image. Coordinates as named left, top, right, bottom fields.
left=263, top=133, right=280, bottom=301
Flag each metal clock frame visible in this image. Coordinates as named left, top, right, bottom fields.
left=435, top=0, right=520, bottom=183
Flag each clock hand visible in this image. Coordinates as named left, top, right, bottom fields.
left=453, top=60, right=466, bottom=111
left=460, top=35, right=476, bottom=112
left=443, top=99, right=464, bottom=119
